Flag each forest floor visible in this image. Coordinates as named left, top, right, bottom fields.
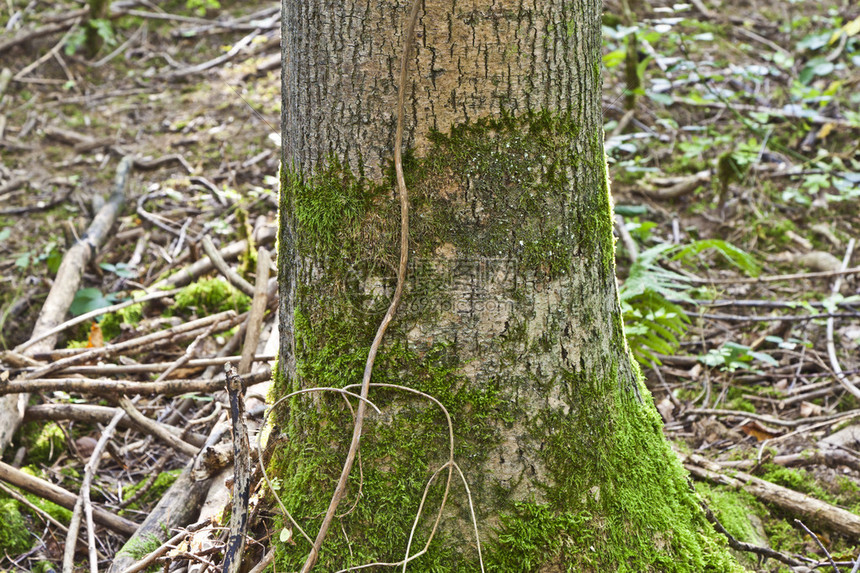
left=0, top=0, right=859, bottom=571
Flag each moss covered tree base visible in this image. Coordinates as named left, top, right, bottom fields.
left=274, top=0, right=740, bottom=568
left=271, top=113, right=740, bottom=571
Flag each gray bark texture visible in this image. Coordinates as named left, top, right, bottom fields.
left=273, top=0, right=738, bottom=570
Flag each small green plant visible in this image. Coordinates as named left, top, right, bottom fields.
left=65, top=18, right=116, bottom=57
left=100, top=262, right=136, bottom=278
left=100, top=302, right=144, bottom=340
left=0, top=499, right=32, bottom=555
left=26, top=422, right=66, bottom=464
left=620, top=239, right=759, bottom=366
left=121, top=470, right=182, bottom=513
left=13, top=241, right=62, bottom=274
left=699, top=341, right=777, bottom=373
left=186, top=0, right=220, bottom=16
left=70, top=287, right=118, bottom=316
left=171, top=278, right=251, bottom=316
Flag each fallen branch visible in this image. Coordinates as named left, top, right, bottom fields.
left=24, top=403, right=207, bottom=447
left=671, top=97, right=858, bottom=128
left=136, top=191, right=185, bottom=237
left=163, top=28, right=262, bottom=79
left=11, top=288, right=182, bottom=355
left=637, top=170, right=711, bottom=200
left=248, top=550, right=275, bottom=573
left=63, top=407, right=124, bottom=573
left=132, top=153, right=195, bottom=173
left=12, top=353, right=275, bottom=376
left=23, top=310, right=238, bottom=379
left=201, top=235, right=255, bottom=296
left=0, top=460, right=137, bottom=536
left=0, top=186, right=74, bottom=215
left=0, top=156, right=132, bottom=455
left=683, top=407, right=860, bottom=428
left=825, top=239, right=860, bottom=400
left=717, top=450, right=860, bottom=477
left=107, top=418, right=234, bottom=573
left=0, top=369, right=270, bottom=397
left=152, top=317, right=225, bottom=384
left=116, top=519, right=211, bottom=573
left=150, top=226, right=276, bottom=290
left=794, top=519, right=840, bottom=573
left=0, top=176, right=26, bottom=198
left=0, top=9, right=88, bottom=55
left=681, top=452, right=860, bottom=538
left=689, top=265, right=860, bottom=285
left=119, top=397, right=200, bottom=457
left=222, top=364, right=251, bottom=573
left=238, top=247, right=271, bottom=373
left=700, top=500, right=802, bottom=567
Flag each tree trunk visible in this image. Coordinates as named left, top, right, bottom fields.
left=273, top=0, right=739, bottom=570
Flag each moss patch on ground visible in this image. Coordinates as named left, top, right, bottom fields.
left=0, top=499, right=33, bottom=555
left=20, top=421, right=66, bottom=465
left=170, top=277, right=250, bottom=316
left=0, top=484, right=71, bottom=556
left=121, top=469, right=183, bottom=513
left=100, top=301, right=144, bottom=340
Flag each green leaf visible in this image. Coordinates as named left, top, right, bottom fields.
left=821, top=294, right=843, bottom=314
left=64, top=28, right=86, bottom=55
left=100, top=262, right=136, bottom=278
left=672, top=239, right=760, bottom=277
left=70, top=288, right=115, bottom=316
left=619, top=238, right=758, bottom=366
left=796, top=31, right=831, bottom=52
left=603, top=49, right=626, bottom=68
left=46, top=248, right=63, bottom=275
left=646, top=91, right=674, bottom=106
left=90, top=19, right=116, bottom=47
left=812, top=60, right=835, bottom=76
left=748, top=350, right=778, bottom=366
left=614, top=204, right=648, bottom=217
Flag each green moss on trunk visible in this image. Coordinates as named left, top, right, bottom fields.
left=272, top=111, right=740, bottom=571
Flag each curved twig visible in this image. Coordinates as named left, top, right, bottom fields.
left=329, top=382, right=484, bottom=573
left=300, top=0, right=421, bottom=569
left=825, top=239, right=860, bottom=400
left=700, top=501, right=802, bottom=567
left=794, top=520, right=839, bottom=573
left=200, top=235, right=256, bottom=297
left=256, top=387, right=383, bottom=547
left=136, top=191, right=184, bottom=237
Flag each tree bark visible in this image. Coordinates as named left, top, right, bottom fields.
left=273, top=0, right=739, bottom=570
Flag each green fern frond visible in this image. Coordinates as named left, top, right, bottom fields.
left=671, top=239, right=760, bottom=277
left=619, top=239, right=758, bottom=366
